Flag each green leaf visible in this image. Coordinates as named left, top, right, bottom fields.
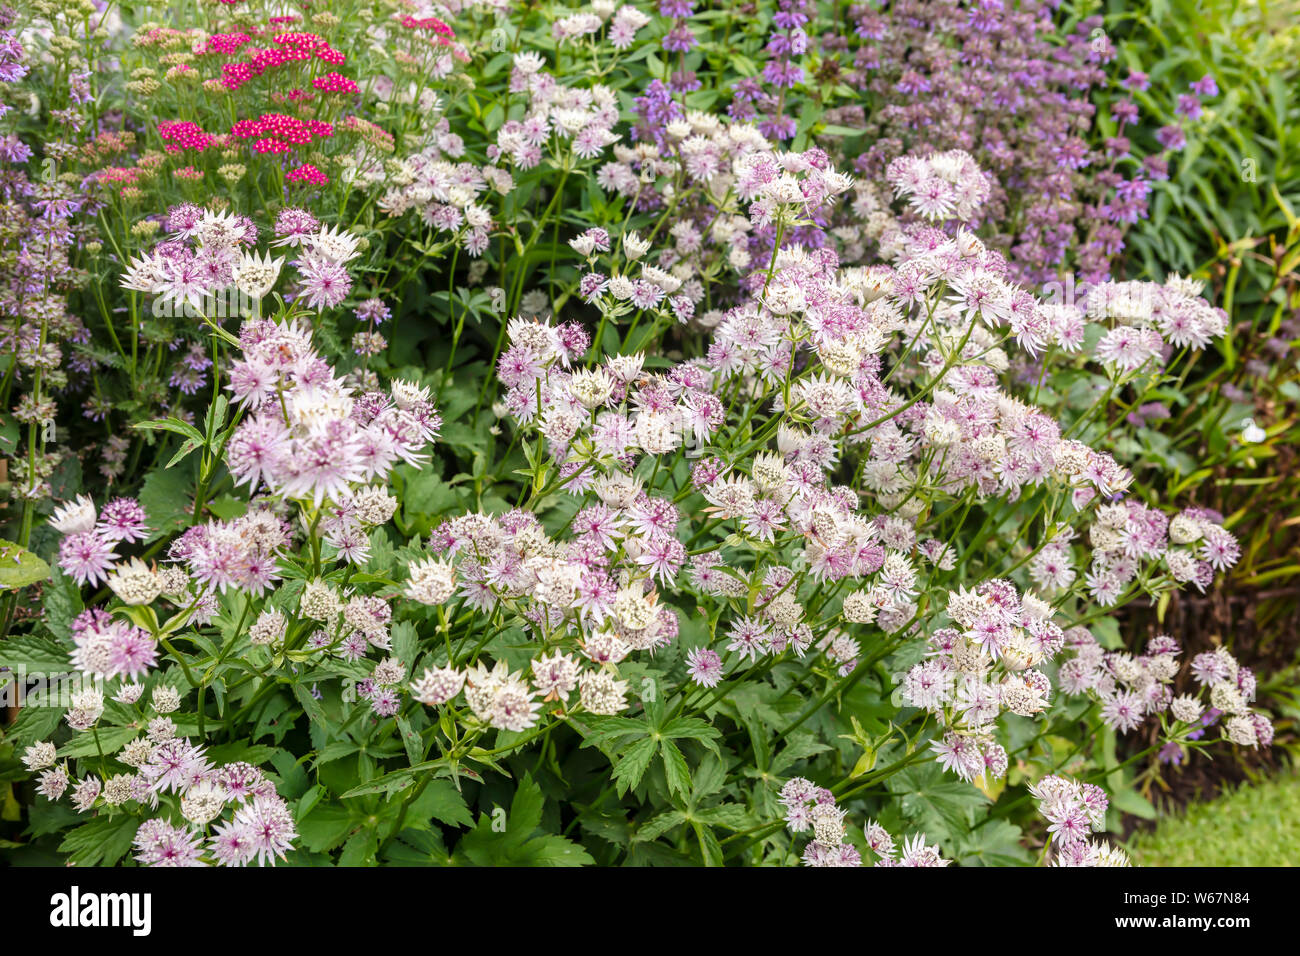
left=694, top=821, right=724, bottom=866
left=633, top=810, right=686, bottom=843
left=693, top=804, right=753, bottom=830
left=380, top=828, right=451, bottom=866
left=40, top=567, right=82, bottom=641
left=406, top=779, right=473, bottom=829
left=298, top=803, right=359, bottom=853
left=58, top=814, right=138, bottom=866
left=338, top=827, right=380, bottom=866
left=396, top=715, right=424, bottom=766
left=662, top=716, right=721, bottom=752
left=57, top=726, right=137, bottom=759
left=610, top=736, right=658, bottom=795
left=4, top=703, right=63, bottom=747
left=891, top=763, right=989, bottom=838
left=1110, top=786, right=1158, bottom=820
left=519, top=832, right=595, bottom=866
left=455, top=774, right=592, bottom=866
left=660, top=740, right=691, bottom=797
left=390, top=621, right=420, bottom=670
left=0, top=634, right=69, bottom=671
left=133, top=417, right=205, bottom=444
left=0, top=540, right=50, bottom=590
left=139, top=466, right=194, bottom=538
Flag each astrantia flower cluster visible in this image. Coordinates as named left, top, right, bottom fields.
left=1030, top=775, right=1130, bottom=867
left=26, top=721, right=295, bottom=867
left=1059, top=631, right=1273, bottom=751
left=224, top=318, right=441, bottom=505
left=779, top=776, right=951, bottom=867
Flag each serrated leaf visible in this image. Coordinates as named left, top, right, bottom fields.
left=58, top=814, right=138, bottom=866
left=0, top=634, right=69, bottom=671
left=139, top=466, right=194, bottom=538
left=660, top=739, right=691, bottom=797
left=298, top=803, right=359, bottom=853
left=610, top=736, right=658, bottom=796
left=633, top=810, right=686, bottom=843
left=407, top=779, right=473, bottom=829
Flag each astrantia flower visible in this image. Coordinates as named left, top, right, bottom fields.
left=231, top=795, right=297, bottom=866
left=142, top=737, right=212, bottom=795
left=134, top=820, right=206, bottom=867
left=410, top=665, right=466, bottom=706
left=232, top=249, right=284, bottom=300
left=96, top=497, right=149, bottom=543
left=296, top=254, right=352, bottom=310
left=58, top=531, right=118, bottom=586
left=49, top=495, right=96, bottom=534
left=685, top=647, right=723, bottom=687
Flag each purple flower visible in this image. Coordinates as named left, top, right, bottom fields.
left=1155, top=124, right=1187, bottom=151
left=1124, top=69, right=1150, bottom=91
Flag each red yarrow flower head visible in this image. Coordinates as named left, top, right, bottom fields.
left=313, top=72, right=359, bottom=94
left=286, top=164, right=328, bottom=187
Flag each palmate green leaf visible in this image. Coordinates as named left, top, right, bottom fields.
left=455, top=773, right=593, bottom=867
left=139, top=465, right=195, bottom=539
left=406, top=779, right=473, bottom=829
left=891, top=763, right=989, bottom=839
left=574, top=713, right=646, bottom=748
left=380, top=828, right=452, bottom=866
left=297, top=803, right=359, bottom=853
left=58, top=814, right=138, bottom=866
left=954, top=819, right=1034, bottom=867
left=660, top=716, right=722, bottom=751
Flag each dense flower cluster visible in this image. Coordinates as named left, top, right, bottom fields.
left=22, top=730, right=295, bottom=867
left=779, top=776, right=950, bottom=867
left=1059, top=631, right=1272, bottom=751
left=1030, top=775, right=1130, bottom=866
left=224, top=318, right=441, bottom=504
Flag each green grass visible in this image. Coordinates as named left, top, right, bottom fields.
left=1129, top=770, right=1300, bottom=866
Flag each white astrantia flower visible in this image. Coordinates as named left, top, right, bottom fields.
left=232, top=249, right=284, bottom=300
left=49, top=495, right=97, bottom=534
